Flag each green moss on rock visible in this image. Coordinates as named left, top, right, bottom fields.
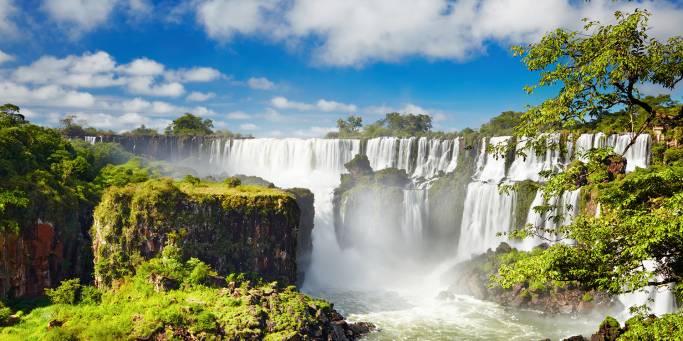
left=92, top=179, right=303, bottom=287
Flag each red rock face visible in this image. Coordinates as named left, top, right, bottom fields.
left=0, top=223, right=72, bottom=298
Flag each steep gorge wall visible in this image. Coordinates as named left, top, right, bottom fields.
left=92, top=179, right=314, bottom=287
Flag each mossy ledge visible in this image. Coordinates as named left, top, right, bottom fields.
left=92, top=178, right=310, bottom=287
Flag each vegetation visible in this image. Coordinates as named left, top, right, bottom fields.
left=165, top=113, right=214, bottom=136
left=0, top=249, right=338, bottom=340
left=493, top=10, right=683, bottom=319
left=327, top=112, right=444, bottom=138
left=512, top=10, right=683, bottom=150
left=0, top=105, right=133, bottom=234
left=92, top=178, right=300, bottom=287
left=478, top=111, right=523, bottom=137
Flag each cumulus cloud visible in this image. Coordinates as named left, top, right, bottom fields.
left=168, top=67, right=223, bottom=82
left=42, top=0, right=118, bottom=33
left=62, top=111, right=170, bottom=132
left=247, top=77, right=275, bottom=90
left=227, top=111, right=251, bottom=120
left=0, top=0, right=16, bottom=37
left=0, top=81, right=96, bottom=108
left=262, top=108, right=285, bottom=122
left=121, top=58, right=165, bottom=76
left=10, top=51, right=228, bottom=98
left=186, top=91, right=216, bottom=102
left=270, top=96, right=356, bottom=112
left=293, top=126, right=336, bottom=138
left=196, top=0, right=277, bottom=40
left=194, top=0, right=683, bottom=67
left=239, top=123, right=259, bottom=130
left=13, top=51, right=122, bottom=88
left=0, top=49, right=14, bottom=64
left=127, top=77, right=185, bottom=97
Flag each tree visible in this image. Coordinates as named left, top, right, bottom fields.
left=127, top=125, right=159, bottom=136
left=495, top=9, right=683, bottom=303
left=0, top=103, right=26, bottom=126
left=336, top=115, right=363, bottom=135
left=165, top=113, right=214, bottom=136
left=59, top=115, right=87, bottom=136
left=479, top=111, right=523, bottom=136
left=383, top=112, right=432, bottom=135
left=513, top=9, right=683, bottom=153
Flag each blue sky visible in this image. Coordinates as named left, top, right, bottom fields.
left=0, top=0, right=682, bottom=137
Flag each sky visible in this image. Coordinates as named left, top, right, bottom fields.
left=0, top=0, right=682, bottom=137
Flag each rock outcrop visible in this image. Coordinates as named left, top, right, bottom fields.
left=440, top=243, right=620, bottom=315
left=0, top=221, right=91, bottom=299
left=92, top=179, right=313, bottom=287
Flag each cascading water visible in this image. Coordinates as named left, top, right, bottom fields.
left=152, top=132, right=667, bottom=339
left=456, top=181, right=516, bottom=260
left=474, top=136, right=510, bottom=183
left=507, top=135, right=564, bottom=182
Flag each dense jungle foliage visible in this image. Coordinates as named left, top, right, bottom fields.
left=0, top=243, right=337, bottom=340
left=487, top=11, right=683, bottom=339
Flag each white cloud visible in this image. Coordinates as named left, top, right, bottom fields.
left=194, top=0, right=683, bottom=67
left=0, top=81, right=96, bottom=108
left=293, top=126, right=336, bottom=138
left=316, top=99, right=356, bottom=112
left=364, top=103, right=452, bottom=122
left=127, top=77, right=185, bottom=97
left=263, top=108, right=285, bottom=122
left=169, top=67, right=223, bottom=82
left=247, top=77, right=275, bottom=90
left=0, top=49, right=13, bottom=64
left=63, top=111, right=170, bottom=132
left=122, top=58, right=165, bottom=76
left=271, top=96, right=356, bottom=112
left=227, top=111, right=251, bottom=120
left=196, top=0, right=277, bottom=40
left=42, top=0, right=118, bottom=33
left=240, top=123, right=259, bottom=130
left=186, top=91, right=216, bottom=102
left=13, top=51, right=121, bottom=88
left=0, top=0, right=16, bottom=37
left=11, top=51, right=224, bottom=99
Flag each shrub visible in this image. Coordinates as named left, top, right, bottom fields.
left=45, top=279, right=81, bottom=305
left=223, top=176, right=241, bottom=187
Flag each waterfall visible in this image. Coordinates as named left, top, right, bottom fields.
left=456, top=182, right=516, bottom=260
left=84, top=136, right=97, bottom=145
left=507, top=134, right=563, bottom=182
left=613, top=133, right=651, bottom=172
left=154, top=133, right=670, bottom=316
left=396, top=137, right=415, bottom=172
left=474, top=136, right=511, bottom=183
left=572, top=133, right=651, bottom=172
left=517, top=189, right=580, bottom=250
left=366, top=137, right=398, bottom=170
left=401, top=188, right=428, bottom=241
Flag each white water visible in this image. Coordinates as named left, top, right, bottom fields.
left=456, top=182, right=516, bottom=260
left=507, top=135, right=564, bottom=182
left=474, top=136, right=511, bottom=183
left=170, top=133, right=672, bottom=339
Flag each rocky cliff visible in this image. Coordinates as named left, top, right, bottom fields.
left=440, top=243, right=620, bottom=315
left=92, top=179, right=314, bottom=287
left=0, top=209, right=92, bottom=299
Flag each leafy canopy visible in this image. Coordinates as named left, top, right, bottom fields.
left=513, top=10, right=683, bottom=151
left=165, top=113, right=214, bottom=136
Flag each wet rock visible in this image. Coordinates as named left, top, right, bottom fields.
left=563, top=336, right=588, bottom=341
left=347, top=321, right=376, bottom=336
left=590, top=316, right=621, bottom=341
